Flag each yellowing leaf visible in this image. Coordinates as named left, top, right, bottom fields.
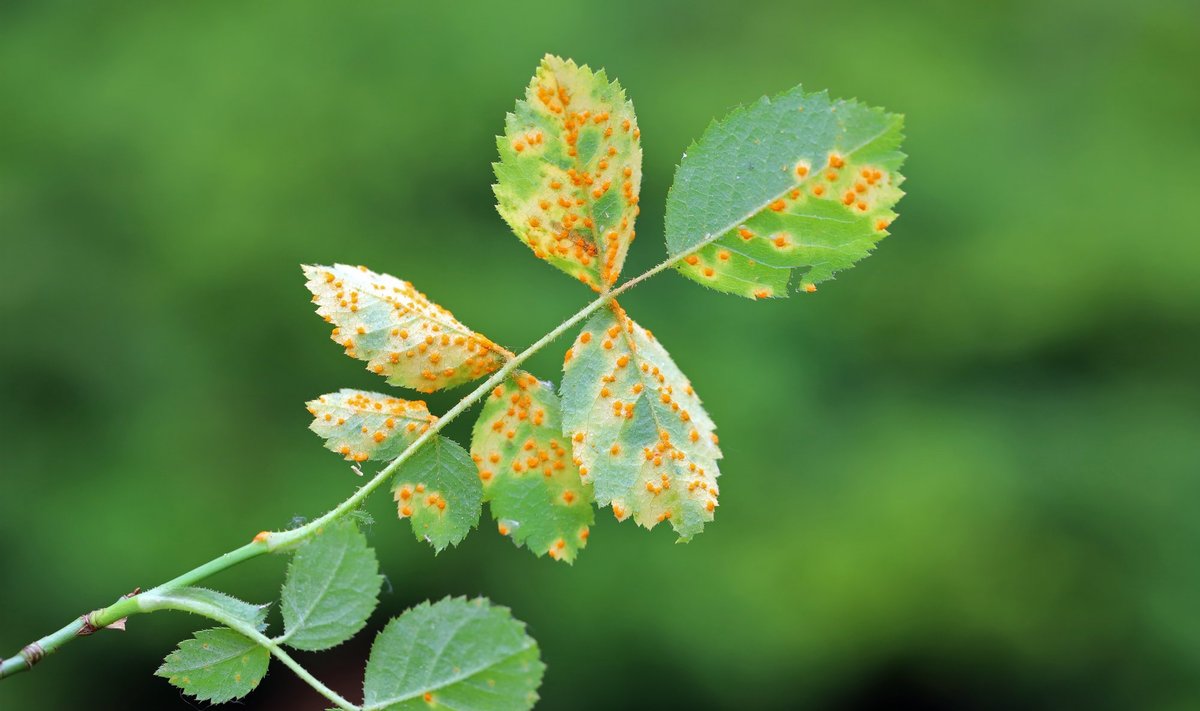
left=306, top=389, right=436, bottom=463
left=471, top=372, right=594, bottom=563
left=560, top=304, right=721, bottom=540
left=494, top=55, right=642, bottom=290
left=303, top=264, right=510, bottom=392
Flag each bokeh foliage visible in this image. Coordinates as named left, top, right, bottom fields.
left=1, top=0, right=1198, bottom=709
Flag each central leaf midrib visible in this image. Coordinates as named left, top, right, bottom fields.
left=618, top=313, right=706, bottom=490
left=673, top=115, right=896, bottom=258
left=284, top=539, right=351, bottom=642
left=165, top=638, right=259, bottom=673
left=365, top=641, right=534, bottom=709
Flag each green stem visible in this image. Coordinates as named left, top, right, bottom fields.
left=0, top=619, right=81, bottom=680
left=153, top=541, right=268, bottom=589
left=0, top=592, right=142, bottom=680
left=0, top=242, right=705, bottom=689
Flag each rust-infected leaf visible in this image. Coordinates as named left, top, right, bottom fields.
left=303, top=264, right=509, bottom=392
left=494, top=55, right=642, bottom=290
left=306, top=389, right=436, bottom=463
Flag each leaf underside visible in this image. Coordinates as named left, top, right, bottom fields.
left=156, top=627, right=270, bottom=704
left=471, top=371, right=594, bottom=563
left=494, top=54, right=643, bottom=291
left=391, top=435, right=483, bottom=552
left=304, top=263, right=508, bottom=392
left=307, top=388, right=437, bottom=463
left=363, top=597, right=543, bottom=711
left=560, top=304, right=721, bottom=540
left=280, top=519, right=382, bottom=651
left=148, top=587, right=270, bottom=631
left=664, top=85, right=906, bottom=298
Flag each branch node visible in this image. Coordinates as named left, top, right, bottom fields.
left=19, top=643, right=44, bottom=668
left=77, top=614, right=100, bottom=637
left=78, top=587, right=140, bottom=635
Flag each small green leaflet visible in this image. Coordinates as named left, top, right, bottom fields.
left=494, top=54, right=642, bottom=291
left=561, top=304, right=720, bottom=540
left=664, top=86, right=905, bottom=298
left=280, top=520, right=382, bottom=651
left=303, top=264, right=510, bottom=392
left=363, top=597, right=543, bottom=711
left=139, top=587, right=270, bottom=631
left=156, top=627, right=270, bottom=703
left=307, top=388, right=437, bottom=463
left=391, top=436, right=483, bottom=552
left=471, top=371, right=594, bottom=563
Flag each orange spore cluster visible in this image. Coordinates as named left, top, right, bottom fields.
left=392, top=481, right=446, bottom=519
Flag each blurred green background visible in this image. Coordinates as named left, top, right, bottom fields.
left=2, top=0, right=1198, bottom=708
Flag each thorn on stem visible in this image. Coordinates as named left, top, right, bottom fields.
left=78, top=588, right=138, bottom=636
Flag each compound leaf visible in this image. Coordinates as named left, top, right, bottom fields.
left=494, top=54, right=642, bottom=291
left=280, top=519, right=382, bottom=651
left=664, top=86, right=905, bottom=298
left=391, top=436, right=483, bottom=552
left=156, top=628, right=269, bottom=703
left=307, top=389, right=437, bottom=463
left=471, top=371, right=594, bottom=563
left=303, top=264, right=510, bottom=392
left=363, top=597, right=543, bottom=711
left=560, top=304, right=720, bottom=540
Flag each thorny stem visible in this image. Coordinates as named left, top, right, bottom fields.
left=0, top=241, right=711, bottom=698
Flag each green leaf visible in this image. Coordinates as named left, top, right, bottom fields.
left=280, top=519, right=382, bottom=651
left=363, top=597, right=543, bottom=711
left=141, top=587, right=270, bottom=631
left=303, top=264, right=510, bottom=392
left=494, top=54, right=642, bottom=291
left=307, top=388, right=437, bottom=463
left=664, top=86, right=905, bottom=298
left=471, top=372, right=594, bottom=563
left=391, top=436, right=483, bottom=552
left=560, top=304, right=721, bottom=540
left=156, top=627, right=270, bottom=703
